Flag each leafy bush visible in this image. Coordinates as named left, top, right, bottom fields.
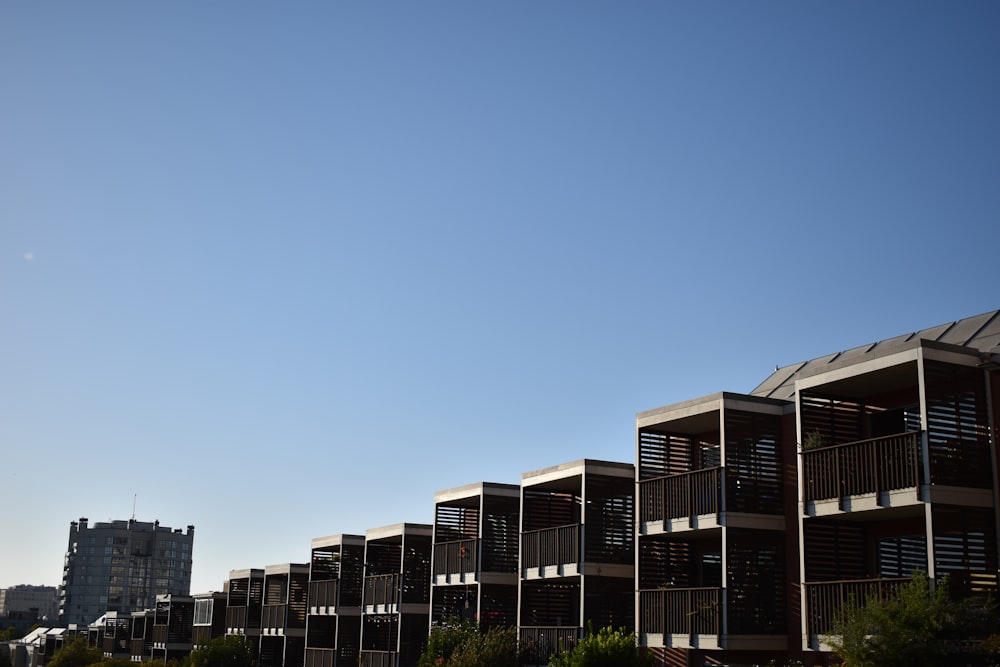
left=547, top=626, right=651, bottom=667
left=419, top=619, right=517, bottom=667
left=419, top=618, right=479, bottom=667
left=447, top=626, right=518, bottom=667
left=182, top=635, right=255, bottom=667
left=831, top=570, right=996, bottom=667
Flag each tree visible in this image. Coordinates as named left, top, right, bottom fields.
left=547, top=626, right=652, bottom=667
left=182, top=635, right=255, bottom=667
left=419, top=618, right=479, bottom=667
left=47, top=637, right=102, bottom=667
left=830, top=570, right=996, bottom=667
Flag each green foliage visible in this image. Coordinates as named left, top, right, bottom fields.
left=93, top=660, right=134, bottom=667
left=830, top=571, right=995, bottom=667
left=447, top=626, right=517, bottom=667
left=419, top=618, right=479, bottom=667
left=182, top=635, right=255, bottom=667
left=419, top=619, right=517, bottom=667
left=801, top=430, right=827, bottom=451
left=547, top=626, right=651, bottom=667
left=0, top=627, right=23, bottom=642
left=47, top=637, right=102, bottom=667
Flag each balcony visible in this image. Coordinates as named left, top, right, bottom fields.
left=803, top=577, right=911, bottom=636
left=518, top=626, right=578, bottom=664
left=433, top=539, right=478, bottom=578
left=521, top=524, right=580, bottom=572
left=640, top=467, right=722, bottom=527
left=225, top=607, right=246, bottom=632
left=261, top=604, right=287, bottom=632
left=308, top=580, right=338, bottom=613
left=640, top=587, right=721, bottom=639
left=802, top=432, right=921, bottom=506
left=364, top=574, right=400, bottom=609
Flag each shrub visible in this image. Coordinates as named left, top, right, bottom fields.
left=419, top=619, right=517, bottom=667
left=547, top=626, right=651, bottom=667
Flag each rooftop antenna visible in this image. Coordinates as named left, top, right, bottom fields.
left=131, top=494, right=137, bottom=521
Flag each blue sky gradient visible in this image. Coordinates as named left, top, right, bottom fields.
left=1, top=2, right=998, bottom=593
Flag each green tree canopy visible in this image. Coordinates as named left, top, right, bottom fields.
left=47, top=637, right=102, bottom=667
left=182, top=636, right=255, bottom=667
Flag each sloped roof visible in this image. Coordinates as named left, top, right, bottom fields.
left=751, top=310, right=1000, bottom=400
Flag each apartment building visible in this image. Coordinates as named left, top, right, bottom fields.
left=225, top=568, right=265, bottom=640
left=360, top=523, right=432, bottom=667
left=192, top=591, right=228, bottom=646
left=636, top=309, right=1000, bottom=666
left=31, top=311, right=999, bottom=667
left=517, top=459, right=635, bottom=665
left=304, top=534, right=365, bottom=667
left=430, top=482, right=520, bottom=629
left=59, top=518, right=194, bottom=627
left=258, top=563, right=310, bottom=667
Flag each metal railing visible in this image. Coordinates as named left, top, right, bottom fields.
left=639, top=587, right=721, bottom=636
left=802, top=432, right=920, bottom=502
left=261, top=604, right=286, bottom=630
left=433, top=539, right=478, bottom=576
left=639, top=467, right=722, bottom=524
left=521, top=524, right=580, bottom=569
left=304, top=648, right=335, bottom=667
left=309, top=580, right=338, bottom=609
left=804, top=577, right=911, bottom=635
left=364, top=573, right=400, bottom=607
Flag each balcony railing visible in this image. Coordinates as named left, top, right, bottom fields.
left=261, top=604, right=286, bottom=630
left=434, top=539, right=478, bottom=576
left=639, top=467, right=722, bottom=524
left=639, top=587, right=721, bottom=636
left=521, top=524, right=580, bottom=570
left=309, top=580, right=338, bottom=610
left=802, top=432, right=921, bottom=502
left=304, top=648, right=335, bottom=667
left=519, top=626, right=578, bottom=664
left=226, top=607, right=246, bottom=630
left=359, top=650, right=396, bottom=667
left=804, top=577, right=911, bottom=635
left=364, top=573, right=400, bottom=608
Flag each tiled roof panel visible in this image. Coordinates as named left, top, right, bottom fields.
left=750, top=310, right=999, bottom=399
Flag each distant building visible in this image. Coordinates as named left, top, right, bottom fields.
left=0, top=585, right=59, bottom=622
left=59, top=518, right=194, bottom=627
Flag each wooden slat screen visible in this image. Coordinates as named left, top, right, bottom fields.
left=638, top=431, right=694, bottom=480
left=725, top=411, right=783, bottom=514
left=924, top=360, right=992, bottom=488
left=803, top=521, right=866, bottom=582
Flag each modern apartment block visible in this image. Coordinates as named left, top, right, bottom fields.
left=430, top=482, right=520, bottom=629
left=304, top=534, right=365, bottom=667
left=636, top=393, right=796, bottom=666
left=518, top=459, right=635, bottom=665
left=192, top=591, right=228, bottom=646
left=636, top=309, right=1000, bottom=666
left=360, top=524, right=432, bottom=667
left=26, top=311, right=999, bottom=667
left=151, top=594, right=195, bottom=661
left=59, top=518, right=194, bottom=627
left=259, top=563, right=310, bottom=667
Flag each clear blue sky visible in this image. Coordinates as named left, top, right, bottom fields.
left=1, top=2, right=997, bottom=594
